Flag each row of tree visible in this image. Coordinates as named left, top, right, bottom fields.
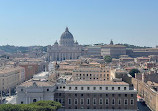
left=0, top=101, right=62, bottom=111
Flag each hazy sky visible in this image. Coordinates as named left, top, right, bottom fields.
left=0, top=0, right=158, bottom=47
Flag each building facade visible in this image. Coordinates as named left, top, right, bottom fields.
left=55, top=80, right=137, bottom=111
left=16, top=81, right=56, bottom=104
left=0, top=66, right=25, bottom=92
left=72, top=65, right=111, bottom=81
left=17, top=78, right=137, bottom=111
left=101, top=45, right=126, bottom=58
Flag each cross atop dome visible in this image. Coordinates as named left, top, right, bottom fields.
left=65, top=27, right=69, bottom=32
left=110, top=39, right=114, bottom=45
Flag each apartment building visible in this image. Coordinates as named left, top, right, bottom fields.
left=0, top=66, right=25, bottom=92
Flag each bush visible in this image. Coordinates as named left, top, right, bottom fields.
left=104, top=55, right=112, bottom=63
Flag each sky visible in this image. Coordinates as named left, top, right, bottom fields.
left=0, top=0, right=158, bottom=47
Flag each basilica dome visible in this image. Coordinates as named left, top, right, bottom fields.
left=59, top=27, right=74, bottom=47
left=60, top=27, right=74, bottom=39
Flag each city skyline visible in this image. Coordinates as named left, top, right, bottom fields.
left=0, top=0, right=158, bottom=47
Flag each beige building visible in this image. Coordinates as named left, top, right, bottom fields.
left=0, top=66, right=25, bottom=92
left=132, top=78, right=158, bottom=111
left=101, top=45, right=126, bottom=58
left=72, top=65, right=111, bottom=81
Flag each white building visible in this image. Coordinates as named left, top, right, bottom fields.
left=16, top=80, right=56, bottom=104
left=47, top=27, right=82, bottom=61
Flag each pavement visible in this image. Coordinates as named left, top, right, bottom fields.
left=3, top=95, right=16, bottom=104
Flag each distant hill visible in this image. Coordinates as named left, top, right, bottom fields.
left=0, top=45, right=47, bottom=54
left=0, top=45, right=29, bottom=53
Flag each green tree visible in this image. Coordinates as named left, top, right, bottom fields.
left=129, top=69, right=140, bottom=78
left=0, top=101, right=62, bottom=111
left=104, top=55, right=112, bottom=63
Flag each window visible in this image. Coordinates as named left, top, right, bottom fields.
left=81, top=87, right=84, bottom=90
left=112, top=87, right=114, bottom=90
left=87, top=98, right=90, bottom=105
left=105, top=99, right=109, bottom=105
left=75, top=87, right=78, bottom=90
left=118, top=94, right=121, bottom=97
left=75, top=94, right=77, bottom=97
left=112, top=99, right=115, bottom=105
left=68, top=106, right=71, bottom=109
left=131, top=94, right=133, bottom=97
left=124, top=99, right=128, bottom=105
left=100, top=87, right=102, bottom=90
left=118, top=99, right=121, bottom=105
left=106, top=94, right=108, bottom=97
left=93, top=87, right=96, bottom=90
left=59, top=93, right=61, bottom=96
left=74, top=98, right=78, bottom=105
left=21, top=89, right=23, bottom=92
left=112, top=94, right=115, bottom=97
left=81, top=94, right=83, bottom=97
left=125, top=94, right=127, bottom=97
left=21, top=101, right=23, bottom=104
left=106, top=87, right=108, bottom=90
left=130, top=99, right=134, bottom=105
left=87, top=87, right=90, bottom=90
left=47, top=89, right=49, bottom=91
left=80, top=98, right=84, bottom=105
left=93, top=98, right=96, bottom=105
left=69, top=87, right=71, bottom=90
left=99, top=98, right=103, bottom=105
left=124, top=87, right=127, bottom=90
left=118, top=87, right=120, bottom=90
left=33, top=99, right=37, bottom=103
left=68, top=98, right=71, bottom=104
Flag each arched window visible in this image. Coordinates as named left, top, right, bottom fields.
left=33, top=99, right=37, bottom=102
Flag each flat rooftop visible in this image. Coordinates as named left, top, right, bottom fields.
left=67, top=80, right=129, bottom=86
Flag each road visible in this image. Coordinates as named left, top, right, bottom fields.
left=137, top=101, right=151, bottom=111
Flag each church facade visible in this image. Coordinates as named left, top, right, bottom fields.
left=47, top=27, right=82, bottom=61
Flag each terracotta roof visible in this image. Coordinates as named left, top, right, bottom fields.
left=67, top=81, right=128, bottom=85
left=0, top=66, right=24, bottom=74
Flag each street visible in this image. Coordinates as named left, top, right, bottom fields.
left=137, top=101, right=151, bottom=111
